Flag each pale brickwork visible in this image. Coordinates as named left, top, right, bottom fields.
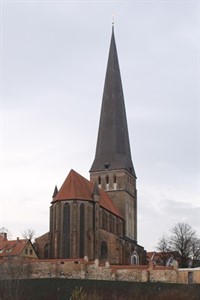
left=90, top=169, right=137, bottom=240
left=2, top=259, right=199, bottom=284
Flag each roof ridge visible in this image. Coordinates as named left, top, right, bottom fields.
left=53, top=169, right=122, bottom=218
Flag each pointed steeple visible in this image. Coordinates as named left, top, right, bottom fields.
left=90, top=29, right=136, bottom=178
left=52, top=185, right=58, bottom=199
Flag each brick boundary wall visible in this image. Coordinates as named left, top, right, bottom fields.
left=1, top=259, right=200, bottom=284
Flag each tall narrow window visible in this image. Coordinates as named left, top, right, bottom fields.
left=113, top=175, right=117, bottom=189
left=53, top=204, right=57, bottom=232
left=79, top=204, right=85, bottom=258
left=98, top=176, right=101, bottom=186
left=101, top=241, right=108, bottom=259
left=44, top=244, right=49, bottom=259
left=116, top=221, right=119, bottom=235
left=106, top=175, right=109, bottom=190
left=131, top=251, right=139, bottom=265
left=50, top=206, right=53, bottom=233
left=102, top=211, right=106, bottom=229
left=109, top=215, right=112, bottom=232
left=55, top=203, right=60, bottom=231
left=63, top=203, right=70, bottom=258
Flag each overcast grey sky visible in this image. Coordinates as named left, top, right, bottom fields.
left=0, top=0, right=199, bottom=251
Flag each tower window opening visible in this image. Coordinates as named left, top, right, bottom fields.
left=104, top=163, right=110, bottom=170
left=106, top=175, right=109, bottom=184
left=106, top=175, right=109, bottom=190
left=98, top=176, right=101, bottom=185
left=114, top=175, right=116, bottom=183
left=113, top=175, right=117, bottom=189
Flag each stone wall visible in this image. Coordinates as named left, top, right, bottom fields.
left=1, top=259, right=199, bottom=284
left=29, top=259, right=86, bottom=279
left=21, top=259, right=178, bottom=283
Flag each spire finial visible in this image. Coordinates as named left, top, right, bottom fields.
left=112, top=13, right=115, bottom=32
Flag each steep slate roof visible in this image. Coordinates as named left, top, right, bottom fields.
left=90, top=27, right=136, bottom=178
left=52, top=169, right=122, bottom=218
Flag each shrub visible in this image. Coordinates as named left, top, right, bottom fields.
left=70, top=286, right=87, bottom=300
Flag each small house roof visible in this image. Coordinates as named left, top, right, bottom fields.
left=0, top=236, right=27, bottom=257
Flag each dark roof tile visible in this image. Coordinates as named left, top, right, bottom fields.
left=90, top=29, right=136, bottom=177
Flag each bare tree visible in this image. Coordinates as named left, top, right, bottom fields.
left=170, top=222, right=198, bottom=267
left=191, top=237, right=200, bottom=260
left=0, top=261, right=31, bottom=300
left=157, top=222, right=200, bottom=268
left=156, top=235, right=173, bottom=266
left=22, top=229, right=35, bottom=242
left=157, top=235, right=171, bottom=253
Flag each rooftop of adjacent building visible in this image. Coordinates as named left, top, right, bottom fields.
left=0, top=233, right=38, bottom=258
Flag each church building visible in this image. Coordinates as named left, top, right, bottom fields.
left=35, top=27, right=146, bottom=265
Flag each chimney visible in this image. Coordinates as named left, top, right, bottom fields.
left=0, top=232, right=7, bottom=241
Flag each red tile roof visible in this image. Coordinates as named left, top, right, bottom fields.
left=0, top=236, right=27, bottom=257
left=53, top=169, right=122, bottom=218
left=147, top=251, right=181, bottom=266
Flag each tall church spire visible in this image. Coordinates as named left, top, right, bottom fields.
left=90, top=29, right=136, bottom=178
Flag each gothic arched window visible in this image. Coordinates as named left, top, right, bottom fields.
left=106, top=175, right=109, bottom=191
left=102, top=210, right=106, bottom=230
left=63, top=203, right=70, bottom=258
left=44, top=244, right=49, bottom=259
left=109, top=215, right=112, bottom=232
left=106, top=175, right=109, bottom=184
left=79, top=203, right=85, bottom=258
left=101, top=241, right=108, bottom=259
left=131, top=251, right=139, bottom=265
left=113, top=175, right=117, bottom=189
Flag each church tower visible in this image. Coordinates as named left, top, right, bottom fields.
left=35, top=26, right=146, bottom=264
left=90, top=27, right=137, bottom=242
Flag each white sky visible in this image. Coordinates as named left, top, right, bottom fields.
left=0, top=0, right=199, bottom=251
